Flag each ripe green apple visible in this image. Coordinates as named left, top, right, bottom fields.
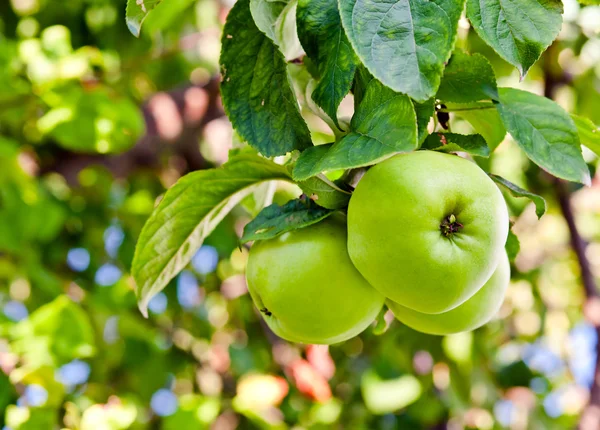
left=388, top=252, right=510, bottom=335
left=246, top=216, right=384, bottom=344
left=347, top=151, right=509, bottom=314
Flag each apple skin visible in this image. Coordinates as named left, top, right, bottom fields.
left=388, top=252, right=510, bottom=335
left=347, top=151, right=509, bottom=314
left=246, top=216, right=384, bottom=345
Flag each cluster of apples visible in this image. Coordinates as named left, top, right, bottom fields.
left=246, top=151, right=510, bottom=344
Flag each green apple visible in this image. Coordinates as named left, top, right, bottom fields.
left=388, top=252, right=510, bottom=335
left=246, top=216, right=384, bottom=344
left=347, top=151, right=509, bottom=314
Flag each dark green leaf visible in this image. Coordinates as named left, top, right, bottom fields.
left=241, top=197, right=333, bottom=243
left=466, top=0, right=563, bottom=77
left=496, top=88, right=590, bottom=185
left=505, top=229, right=520, bottom=261
left=413, top=98, right=435, bottom=145
left=126, top=0, right=163, bottom=37
left=489, top=173, right=546, bottom=219
left=297, top=0, right=358, bottom=127
left=352, top=65, right=374, bottom=109
left=293, top=79, right=417, bottom=180
left=571, top=114, right=600, bottom=157
left=437, top=50, right=498, bottom=103
left=297, top=175, right=351, bottom=209
left=422, top=133, right=490, bottom=157
left=220, top=0, right=312, bottom=157
left=132, top=150, right=292, bottom=315
left=339, top=0, right=464, bottom=102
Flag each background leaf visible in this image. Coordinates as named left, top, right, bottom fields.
left=132, top=151, right=292, bottom=315
left=422, top=133, right=490, bottom=157
left=339, top=0, right=464, bottom=102
left=293, top=79, right=417, bottom=180
left=240, top=197, right=333, bottom=243
left=496, top=88, right=590, bottom=185
left=297, top=0, right=358, bottom=127
left=220, top=0, right=312, bottom=157
left=437, top=50, right=498, bottom=103
left=489, top=173, right=547, bottom=219
left=37, top=86, right=144, bottom=154
left=466, top=0, right=563, bottom=77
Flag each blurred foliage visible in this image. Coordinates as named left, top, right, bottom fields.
left=0, top=0, right=599, bottom=429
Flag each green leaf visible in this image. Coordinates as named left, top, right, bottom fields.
left=466, top=0, right=563, bottom=77
left=297, top=0, right=358, bottom=127
left=293, top=79, right=417, bottom=180
left=250, top=0, right=288, bottom=42
left=297, top=175, right=351, bottom=209
left=571, top=114, right=600, bottom=157
left=437, top=50, right=498, bottom=103
left=126, top=0, right=163, bottom=37
left=413, top=98, right=435, bottom=145
left=37, top=86, right=144, bottom=154
left=132, top=150, right=292, bottom=316
left=447, top=102, right=506, bottom=151
left=241, top=197, right=333, bottom=243
left=422, top=133, right=490, bottom=157
left=220, top=0, right=312, bottom=157
left=489, top=173, right=546, bottom=219
left=496, top=88, right=590, bottom=185
left=505, top=229, right=520, bottom=261
left=339, top=0, right=464, bottom=102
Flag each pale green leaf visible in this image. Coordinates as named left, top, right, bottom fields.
left=250, top=0, right=288, bottom=42
left=126, top=0, right=163, bottom=37
left=448, top=102, right=506, bottom=151
left=571, top=114, right=600, bottom=157
left=132, top=150, right=292, bottom=315
left=297, top=0, right=358, bottom=127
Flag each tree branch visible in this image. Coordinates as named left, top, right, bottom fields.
left=543, top=45, right=600, bottom=428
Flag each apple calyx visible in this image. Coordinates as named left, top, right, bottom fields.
left=440, top=214, right=463, bottom=237
left=260, top=307, right=272, bottom=316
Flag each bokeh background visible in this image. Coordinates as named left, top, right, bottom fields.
left=1, top=0, right=600, bottom=429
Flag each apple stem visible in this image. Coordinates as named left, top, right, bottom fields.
left=440, top=214, right=463, bottom=237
